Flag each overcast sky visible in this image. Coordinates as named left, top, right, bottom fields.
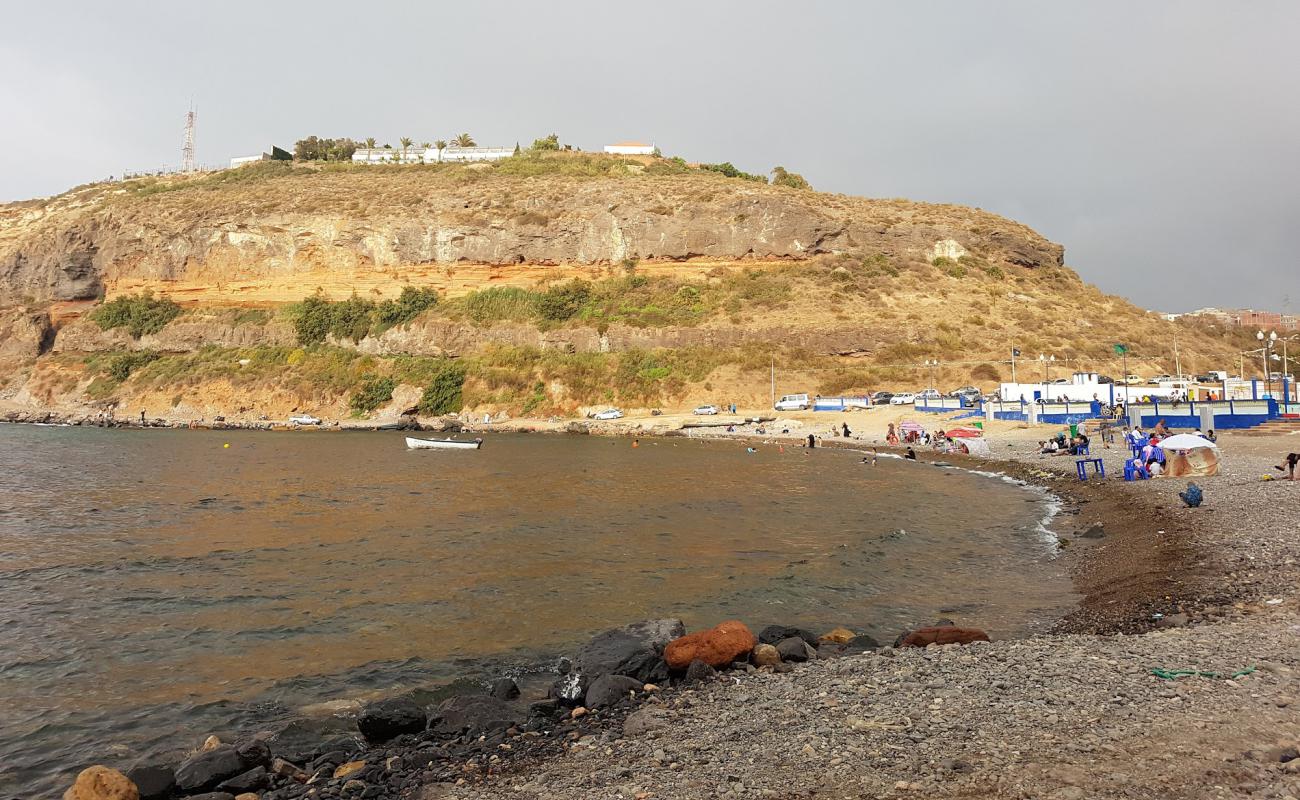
left=2, top=1, right=1296, bottom=312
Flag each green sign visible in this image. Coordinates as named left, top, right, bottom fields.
left=1113, top=343, right=1128, bottom=355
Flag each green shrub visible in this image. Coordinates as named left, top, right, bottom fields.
left=700, top=162, right=767, bottom=182
left=374, top=286, right=439, bottom=328
left=106, top=351, right=160, bottom=382
left=90, top=293, right=182, bottom=338
left=290, top=296, right=335, bottom=345
left=770, top=166, right=811, bottom=190
left=417, top=362, right=467, bottom=415
left=536, top=280, right=592, bottom=322
left=349, top=375, right=396, bottom=413
left=329, top=296, right=376, bottom=342
left=464, top=287, right=538, bottom=324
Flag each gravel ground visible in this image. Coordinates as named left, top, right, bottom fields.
left=420, top=432, right=1300, bottom=800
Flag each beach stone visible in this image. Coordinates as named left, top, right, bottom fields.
left=175, top=744, right=264, bottom=793
left=623, top=707, right=670, bottom=736
left=752, top=643, right=781, bottom=667
left=684, top=659, right=717, bottom=683
left=819, top=627, right=855, bottom=644
left=63, top=766, right=139, bottom=800
left=269, top=758, right=308, bottom=782
left=216, top=765, right=268, bottom=793
left=776, top=636, right=815, bottom=663
left=664, top=621, right=757, bottom=669
left=898, top=627, right=991, bottom=648
left=1079, top=523, right=1106, bottom=539
left=584, top=674, right=643, bottom=709
left=234, top=794, right=258, bottom=800
left=333, top=760, right=366, bottom=780
left=431, top=694, right=517, bottom=737
left=185, top=794, right=235, bottom=800
left=757, top=625, right=820, bottom=647
left=357, top=697, right=427, bottom=743
left=123, top=766, right=173, bottom=800
left=1157, top=613, right=1190, bottom=629
left=575, top=619, right=685, bottom=683
left=549, top=671, right=589, bottom=707
left=489, top=677, right=520, bottom=700
left=202, top=735, right=223, bottom=751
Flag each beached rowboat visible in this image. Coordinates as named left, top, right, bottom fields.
left=405, top=436, right=483, bottom=451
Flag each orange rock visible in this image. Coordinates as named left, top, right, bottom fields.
left=63, top=766, right=139, bottom=800
left=819, top=627, right=855, bottom=644
left=664, top=621, right=757, bottom=669
left=898, top=627, right=990, bottom=648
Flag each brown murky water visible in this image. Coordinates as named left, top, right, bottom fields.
left=0, top=425, right=1072, bottom=796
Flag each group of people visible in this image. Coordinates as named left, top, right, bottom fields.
left=1037, top=429, right=1091, bottom=456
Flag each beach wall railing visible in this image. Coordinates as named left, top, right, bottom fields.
left=914, top=396, right=971, bottom=412
left=981, top=399, right=1101, bottom=424
left=813, top=396, right=872, bottom=411
left=1130, top=399, right=1277, bottom=430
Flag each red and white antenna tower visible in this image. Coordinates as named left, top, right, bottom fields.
left=181, top=106, right=197, bottom=172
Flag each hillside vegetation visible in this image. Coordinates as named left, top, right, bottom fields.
left=0, top=154, right=1258, bottom=419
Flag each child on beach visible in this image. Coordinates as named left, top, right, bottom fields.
left=1275, top=453, right=1300, bottom=480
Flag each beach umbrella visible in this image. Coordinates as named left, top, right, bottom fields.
left=1156, top=433, right=1219, bottom=451
left=947, top=427, right=983, bottom=438
left=899, top=421, right=924, bottom=432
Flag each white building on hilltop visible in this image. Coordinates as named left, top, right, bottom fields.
left=351, top=146, right=515, bottom=164
left=603, top=141, right=655, bottom=155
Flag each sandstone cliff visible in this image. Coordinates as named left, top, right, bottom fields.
left=0, top=160, right=1063, bottom=304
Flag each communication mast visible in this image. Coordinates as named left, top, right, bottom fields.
left=181, top=106, right=197, bottom=172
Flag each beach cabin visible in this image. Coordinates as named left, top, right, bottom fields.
left=604, top=141, right=656, bottom=155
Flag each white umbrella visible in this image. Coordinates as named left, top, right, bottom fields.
left=1157, top=433, right=1219, bottom=450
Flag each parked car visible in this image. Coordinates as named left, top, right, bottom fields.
left=1123, top=374, right=1144, bottom=385
left=1148, top=374, right=1173, bottom=385
left=870, top=391, right=894, bottom=404
left=774, top=393, right=810, bottom=411
left=916, top=388, right=942, bottom=400
left=692, top=404, right=719, bottom=415
left=288, top=414, right=321, bottom=425
left=947, top=385, right=980, bottom=398
left=890, top=392, right=917, bottom=405
left=592, top=408, right=624, bottom=420
left=1096, top=375, right=1115, bottom=384
left=1193, top=373, right=1222, bottom=384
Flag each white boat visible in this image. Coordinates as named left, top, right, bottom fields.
left=405, top=436, right=483, bottom=450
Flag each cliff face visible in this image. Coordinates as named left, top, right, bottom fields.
left=0, top=165, right=1064, bottom=304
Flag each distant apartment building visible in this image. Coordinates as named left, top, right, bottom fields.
left=603, top=141, right=656, bottom=155
left=351, top=146, right=514, bottom=165
left=1185, top=307, right=1299, bottom=331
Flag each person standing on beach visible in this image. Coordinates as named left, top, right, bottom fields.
left=807, top=433, right=816, bottom=448
left=841, top=422, right=851, bottom=438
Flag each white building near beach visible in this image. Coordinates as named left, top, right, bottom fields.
left=351, top=146, right=515, bottom=164
left=603, top=141, right=656, bottom=155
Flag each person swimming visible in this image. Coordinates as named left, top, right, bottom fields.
left=905, top=447, right=917, bottom=460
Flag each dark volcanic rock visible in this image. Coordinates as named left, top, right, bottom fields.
left=490, top=677, right=520, bottom=701
left=584, top=674, right=643, bottom=709
left=757, top=625, right=820, bottom=647
left=574, top=619, right=684, bottom=683
left=186, top=794, right=235, bottom=800
left=125, top=765, right=175, bottom=800
left=357, top=697, right=427, bottom=743
left=818, top=633, right=881, bottom=658
left=216, top=765, right=269, bottom=793
left=430, top=694, right=518, bottom=738
left=175, top=743, right=266, bottom=794
left=776, top=636, right=815, bottom=663
left=549, top=672, right=589, bottom=707
left=683, top=659, right=717, bottom=684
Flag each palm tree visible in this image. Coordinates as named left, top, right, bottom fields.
left=421, top=142, right=432, bottom=148
left=364, top=137, right=376, bottom=149
left=433, top=139, right=448, bottom=162
left=453, top=133, right=476, bottom=148
left=399, top=137, right=413, bottom=162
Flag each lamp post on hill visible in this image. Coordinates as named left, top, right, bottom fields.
left=1258, top=330, right=1278, bottom=400
left=1039, top=353, right=1055, bottom=385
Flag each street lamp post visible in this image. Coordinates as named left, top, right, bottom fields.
left=924, top=359, right=938, bottom=391
left=1258, top=330, right=1278, bottom=400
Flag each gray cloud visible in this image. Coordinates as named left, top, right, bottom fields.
left=2, top=0, right=1296, bottom=311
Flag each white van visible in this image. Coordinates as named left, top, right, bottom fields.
left=774, top=393, right=810, bottom=411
